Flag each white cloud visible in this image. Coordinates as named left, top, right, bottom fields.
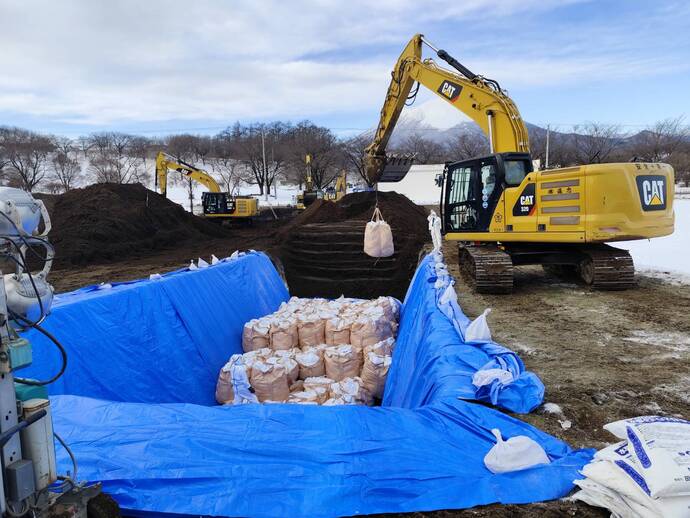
left=0, top=0, right=686, bottom=131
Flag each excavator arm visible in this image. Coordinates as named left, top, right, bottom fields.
left=365, top=34, right=530, bottom=183
left=155, top=151, right=221, bottom=196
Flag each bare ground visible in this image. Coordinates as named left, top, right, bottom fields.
left=48, top=235, right=689, bottom=517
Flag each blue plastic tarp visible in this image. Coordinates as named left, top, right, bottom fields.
left=22, top=252, right=289, bottom=405
left=21, top=251, right=593, bottom=517
left=384, top=252, right=544, bottom=413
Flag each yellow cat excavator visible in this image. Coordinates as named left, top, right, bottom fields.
left=155, top=151, right=259, bottom=221
left=366, top=34, right=674, bottom=292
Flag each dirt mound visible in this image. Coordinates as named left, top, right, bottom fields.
left=38, top=183, right=230, bottom=266
left=281, top=191, right=428, bottom=237
left=281, top=191, right=430, bottom=300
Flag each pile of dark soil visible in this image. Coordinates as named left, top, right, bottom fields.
left=37, top=183, right=231, bottom=266
left=281, top=191, right=430, bottom=300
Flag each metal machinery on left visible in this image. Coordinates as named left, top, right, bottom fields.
left=0, top=187, right=118, bottom=517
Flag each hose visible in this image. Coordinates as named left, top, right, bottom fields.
left=12, top=311, right=68, bottom=386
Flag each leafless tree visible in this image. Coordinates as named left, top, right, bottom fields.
left=86, top=132, right=148, bottom=184
left=284, top=121, right=342, bottom=189
left=50, top=136, right=83, bottom=192
left=571, top=122, right=622, bottom=164
left=342, top=132, right=373, bottom=187
left=444, top=131, right=489, bottom=162
left=0, top=127, right=55, bottom=191
left=394, top=132, right=445, bottom=164
left=628, top=116, right=688, bottom=163
left=210, top=135, right=248, bottom=195
left=220, top=122, right=289, bottom=196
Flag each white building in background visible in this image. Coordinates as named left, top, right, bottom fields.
left=377, top=164, right=444, bottom=206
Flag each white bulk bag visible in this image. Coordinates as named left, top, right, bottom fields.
left=363, top=207, right=394, bottom=258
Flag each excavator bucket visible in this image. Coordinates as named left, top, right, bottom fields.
left=378, top=156, right=415, bottom=183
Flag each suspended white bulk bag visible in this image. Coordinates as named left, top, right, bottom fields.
left=364, top=207, right=394, bottom=258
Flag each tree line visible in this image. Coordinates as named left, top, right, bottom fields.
left=0, top=117, right=688, bottom=195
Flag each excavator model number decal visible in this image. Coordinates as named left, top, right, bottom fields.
left=437, top=80, right=462, bottom=102
left=512, top=183, right=536, bottom=216
left=636, top=175, right=666, bottom=211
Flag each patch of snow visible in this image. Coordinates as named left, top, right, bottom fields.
left=623, top=330, right=690, bottom=353
left=542, top=402, right=563, bottom=415
left=617, top=199, right=690, bottom=278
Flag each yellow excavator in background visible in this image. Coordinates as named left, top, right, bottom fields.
left=155, top=151, right=259, bottom=221
left=296, top=154, right=320, bottom=210
left=324, top=171, right=348, bottom=202
left=296, top=155, right=348, bottom=209
left=366, top=34, right=674, bottom=292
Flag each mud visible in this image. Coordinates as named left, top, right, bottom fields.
left=36, top=183, right=235, bottom=267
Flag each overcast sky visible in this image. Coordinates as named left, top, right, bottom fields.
left=1, top=0, right=688, bottom=137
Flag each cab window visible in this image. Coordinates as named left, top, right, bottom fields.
left=504, top=160, right=528, bottom=186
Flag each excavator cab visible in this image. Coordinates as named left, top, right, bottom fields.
left=442, top=152, right=532, bottom=233
left=202, top=192, right=235, bottom=215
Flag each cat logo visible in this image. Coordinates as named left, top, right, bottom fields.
left=512, top=183, right=536, bottom=216
left=437, top=80, right=462, bottom=102
left=636, top=175, right=667, bottom=211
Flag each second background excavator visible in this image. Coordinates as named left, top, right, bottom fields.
left=365, top=34, right=674, bottom=292
left=155, top=151, right=259, bottom=222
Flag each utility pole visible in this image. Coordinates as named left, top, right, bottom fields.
left=545, top=124, right=551, bottom=170
left=261, top=129, right=268, bottom=201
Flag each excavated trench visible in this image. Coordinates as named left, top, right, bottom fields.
left=280, top=192, right=430, bottom=300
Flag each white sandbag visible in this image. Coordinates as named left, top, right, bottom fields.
left=323, top=345, right=362, bottom=382
left=483, top=428, right=550, bottom=474
left=215, top=354, right=258, bottom=405
left=350, top=311, right=393, bottom=348
left=324, top=317, right=351, bottom=345
left=303, top=376, right=334, bottom=399
left=270, top=318, right=299, bottom=350
left=575, top=458, right=690, bottom=518
left=288, top=390, right=321, bottom=405
left=297, top=315, right=326, bottom=347
left=197, top=257, right=209, bottom=268
left=295, top=348, right=326, bottom=379
left=249, top=361, right=290, bottom=402
left=360, top=352, right=392, bottom=399
left=363, top=207, right=394, bottom=258
left=330, top=377, right=373, bottom=405
left=464, top=308, right=492, bottom=343
left=365, top=337, right=396, bottom=357
left=604, top=416, right=690, bottom=498
left=266, top=352, right=299, bottom=385
left=242, top=319, right=271, bottom=352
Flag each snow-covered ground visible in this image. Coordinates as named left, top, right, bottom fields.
left=618, top=198, right=690, bottom=280
left=163, top=181, right=302, bottom=213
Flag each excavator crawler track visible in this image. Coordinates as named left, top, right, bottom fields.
left=458, top=245, right=514, bottom=294
left=579, top=245, right=636, bottom=290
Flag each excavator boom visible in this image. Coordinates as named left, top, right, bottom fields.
left=365, top=34, right=529, bottom=184
left=155, top=151, right=221, bottom=196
